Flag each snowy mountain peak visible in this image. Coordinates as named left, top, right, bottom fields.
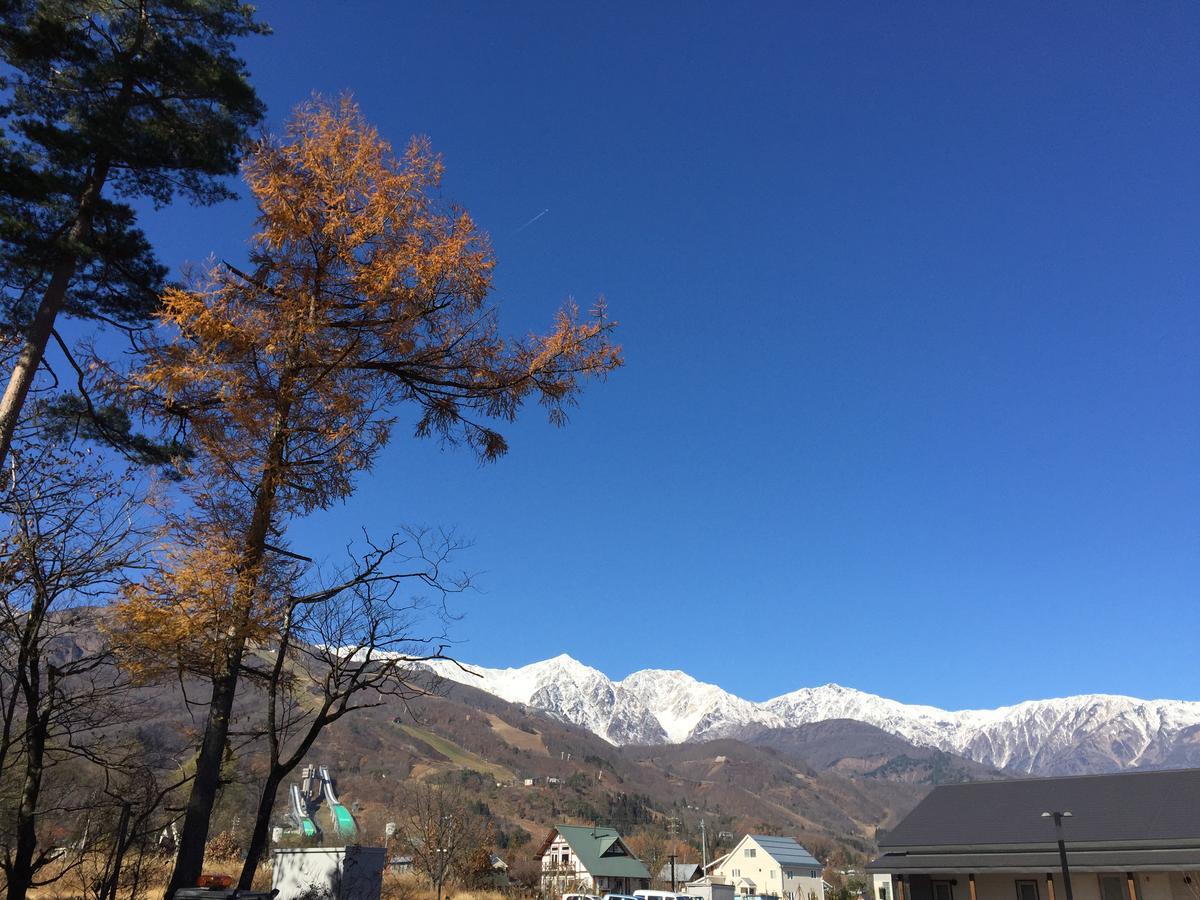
left=620, top=668, right=776, bottom=743
left=425, top=655, right=1200, bottom=775
left=426, top=654, right=666, bottom=745
left=543, top=652, right=590, bottom=669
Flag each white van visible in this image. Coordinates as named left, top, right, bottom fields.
left=634, top=891, right=693, bottom=900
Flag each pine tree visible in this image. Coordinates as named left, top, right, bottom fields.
left=0, top=0, right=267, bottom=466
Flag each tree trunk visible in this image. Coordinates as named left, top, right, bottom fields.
left=6, top=708, right=48, bottom=900
left=237, top=771, right=282, bottom=889
left=238, top=717, right=327, bottom=890
left=0, top=161, right=110, bottom=470
left=162, top=658, right=243, bottom=899
left=165, top=395, right=293, bottom=898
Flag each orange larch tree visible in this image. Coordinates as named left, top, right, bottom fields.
left=105, top=95, right=622, bottom=896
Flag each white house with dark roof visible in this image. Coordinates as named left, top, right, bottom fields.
left=706, top=835, right=825, bottom=900
left=868, top=770, right=1200, bottom=900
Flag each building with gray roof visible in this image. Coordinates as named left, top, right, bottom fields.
left=868, top=769, right=1200, bottom=900
left=706, top=834, right=825, bottom=900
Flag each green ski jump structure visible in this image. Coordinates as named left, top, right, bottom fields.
left=318, top=766, right=358, bottom=840
left=286, top=765, right=358, bottom=841
left=288, top=784, right=319, bottom=837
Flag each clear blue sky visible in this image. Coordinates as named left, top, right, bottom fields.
left=133, top=1, right=1199, bottom=709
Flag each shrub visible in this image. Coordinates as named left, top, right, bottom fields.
left=204, top=830, right=242, bottom=862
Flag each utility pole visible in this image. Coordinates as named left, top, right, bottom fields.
left=1041, top=811, right=1075, bottom=900
left=668, top=816, right=681, bottom=892
left=700, top=819, right=708, bottom=870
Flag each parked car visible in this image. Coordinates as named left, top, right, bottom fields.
left=564, top=894, right=600, bottom=900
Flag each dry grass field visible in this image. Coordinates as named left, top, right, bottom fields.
left=18, top=854, right=520, bottom=900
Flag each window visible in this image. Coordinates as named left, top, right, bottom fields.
left=770, top=872, right=776, bottom=879
left=1016, top=881, right=1039, bottom=900
left=733, top=870, right=741, bottom=878
left=880, top=888, right=888, bottom=900
left=811, top=872, right=818, bottom=879
left=932, top=881, right=954, bottom=900
left=746, top=849, right=757, bottom=859
left=786, top=872, right=796, bottom=880
left=1099, top=876, right=1127, bottom=900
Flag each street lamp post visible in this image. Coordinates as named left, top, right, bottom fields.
left=1041, top=811, right=1075, bottom=900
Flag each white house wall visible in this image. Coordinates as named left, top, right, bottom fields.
left=708, top=837, right=825, bottom=900
left=541, top=836, right=594, bottom=891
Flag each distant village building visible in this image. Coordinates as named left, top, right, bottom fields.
left=659, top=862, right=704, bottom=885
left=868, top=770, right=1200, bottom=900
left=539, top=824, right=652, bottom=896
left=706, top=835, right=825, bottom=900
left=487, top=853, right=510, bottom=888
left=688, top=876, right=738, bottom=900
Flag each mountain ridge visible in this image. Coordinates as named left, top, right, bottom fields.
left=423, top=656, right=1200, bottom=776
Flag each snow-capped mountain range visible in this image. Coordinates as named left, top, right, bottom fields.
left=425, top=654, right=1200, bottom=776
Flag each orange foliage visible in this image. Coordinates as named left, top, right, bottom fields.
left=108, top=93, right=621, bottom=674
left=112, top=538, right=289, bottom=680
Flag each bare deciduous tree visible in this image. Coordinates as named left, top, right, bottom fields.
left=396, top=783, right=488, bottom=900
left=236, top=527, right=469, bottom=887
left=0, top=442, right=152, bottom=900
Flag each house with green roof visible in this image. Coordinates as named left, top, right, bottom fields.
left=539, top=824, right=652, bottom=896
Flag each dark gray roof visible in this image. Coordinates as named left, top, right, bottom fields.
left=749, top=836, right=822, bottom=868
left=879, top=769, right=1200, bottom=849
left=659, top=862, right=703, bottom=882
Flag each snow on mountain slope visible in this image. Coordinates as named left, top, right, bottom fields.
left=761, top=686, right=1200, bottom=774
left=425, top=655, right=667, bottom=745
left=423, top=655, right=1200, bottom=775
left=764, top=684, right=963, bottom=748
left=951, top=694, right=1200, bottom=774
left=619, top=669, right=782, bottom=743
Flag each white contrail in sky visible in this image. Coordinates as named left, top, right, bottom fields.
left=515, top=208, right=550, bottom=233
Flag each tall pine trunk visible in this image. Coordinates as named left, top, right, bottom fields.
left=0, top=18, right=148, bottom=470
left=0, top=161, right=109, bottom=469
